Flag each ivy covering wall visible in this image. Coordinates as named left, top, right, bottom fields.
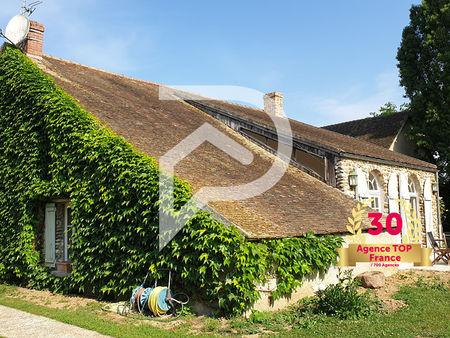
left=0, top=45, right=342, bottom=315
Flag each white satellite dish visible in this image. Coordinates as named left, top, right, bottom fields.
left=5, top=14, right=30, bottom=45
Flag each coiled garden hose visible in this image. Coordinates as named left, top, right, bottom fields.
left=102, top=269, right=189, bottom=320
left=148, top=286, right=169, bottom=316
left=125, top=285, right=189, bottom=319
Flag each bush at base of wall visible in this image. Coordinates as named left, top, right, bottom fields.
left=0, top=45, right=342, bottom=315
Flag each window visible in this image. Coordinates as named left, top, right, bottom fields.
left=64, top=204, right=73, bottom=262
left=408, top=177, right=418, bottom=216
left=367, top=172, right=382, bottom=212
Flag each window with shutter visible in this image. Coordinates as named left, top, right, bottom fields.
left=408, top=177, right=418, bottom=217
left=367, top=172, right=382, bottom=212
left=44, top=203, right=56, bottom=267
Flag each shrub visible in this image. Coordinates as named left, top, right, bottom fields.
left=311, top=269, right=379, bottom=319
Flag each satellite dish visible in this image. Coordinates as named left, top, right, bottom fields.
left=5, top=14, right=30, bottom=45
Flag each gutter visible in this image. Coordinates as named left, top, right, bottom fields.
left=340, top=152, right=438, bottom=173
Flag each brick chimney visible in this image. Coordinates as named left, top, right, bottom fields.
left=263, top=92, right=284, bottom=117
left=23, top=21, right=44, bottom=58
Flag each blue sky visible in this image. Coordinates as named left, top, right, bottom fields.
left=1, top=0, right=420, bottom=126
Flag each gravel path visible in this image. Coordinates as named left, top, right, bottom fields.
left=0, top=305, right=109, bottom=338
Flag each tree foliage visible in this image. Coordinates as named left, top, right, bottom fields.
left=0, top=45, right=342, bottom=315
left=369, top=102, right=410, bottom=117
left=397, top=0, right=450, bottom=230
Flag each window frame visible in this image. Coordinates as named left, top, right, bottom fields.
left=408, top=177, right=418, bottom=216
left=64, top=202, right=73, bottom=262
left=367, top=172, right=383, bottom=212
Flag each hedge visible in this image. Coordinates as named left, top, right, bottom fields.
left=0, top=45, right=342, bottom=315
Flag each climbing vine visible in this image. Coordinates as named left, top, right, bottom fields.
left=0, top=45, right=342, bottom=315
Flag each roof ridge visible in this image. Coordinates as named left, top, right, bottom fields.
left=42, top=54, right=164, bottom=88
left=323, top=111, right=409, bottom=128
left=42, top=55, right=268, bottom=112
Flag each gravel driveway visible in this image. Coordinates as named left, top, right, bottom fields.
left=0, top=305, right=109, bottom=338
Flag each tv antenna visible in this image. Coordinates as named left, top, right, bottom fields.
left=0, top=1, right=43, bottom=47
left=21, top=0, right=43, bottom=17
left=0, top=14, right=30, bottom=46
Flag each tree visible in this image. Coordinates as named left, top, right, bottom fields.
left=369, top=102, right=409, bottom=117
left=397, top=0, right=450, bottom=231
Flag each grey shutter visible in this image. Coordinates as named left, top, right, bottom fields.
left=44, top=203, right=56, bottom=267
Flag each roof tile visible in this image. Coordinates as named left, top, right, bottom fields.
left=31, top=55, right=390, bottom=238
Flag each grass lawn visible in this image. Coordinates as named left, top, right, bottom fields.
left=0, top=271, right=448, bottom=337
left=281, top=286, right=450, bottom=337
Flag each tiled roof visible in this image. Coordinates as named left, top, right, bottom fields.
left=32, top=54, right=377, bottom=239
left=191, top=101, right=435, bottom=170
left=322, top=112, right=410, bottom=149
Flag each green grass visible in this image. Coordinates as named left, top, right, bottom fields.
left=0, top=285, right=188, bottom=337
left=278, top=285, right=450, bottom=337
left=0, top=282, right=448, bottom=337
left=223, top=283, right=450, bottom=336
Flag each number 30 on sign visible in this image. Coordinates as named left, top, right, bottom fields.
left=368, top=213, right=402, bottom=236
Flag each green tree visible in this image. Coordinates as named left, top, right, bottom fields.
left=397, top=0, right=450, bottom=231
left=369, top=101, right=409, bottom=117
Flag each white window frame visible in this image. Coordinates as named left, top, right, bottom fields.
left=367, top=172, right=382, bottom=212
left=408, top=177, right=418, bottom=216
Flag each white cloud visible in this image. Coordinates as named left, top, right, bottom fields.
left=311, top=71, right=407, bottom=124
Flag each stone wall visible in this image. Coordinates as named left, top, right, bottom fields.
left=251, top=232, right=400, bottom=313
left=335, top=157, right=441, bottom=242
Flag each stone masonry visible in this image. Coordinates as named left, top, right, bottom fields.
left=336, top=157, right=440, bottom=242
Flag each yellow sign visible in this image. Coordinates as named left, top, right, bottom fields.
left=337, top=244, right=432, bottom=267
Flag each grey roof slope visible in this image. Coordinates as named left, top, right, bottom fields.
left=322, top=112, right=410, bottom=149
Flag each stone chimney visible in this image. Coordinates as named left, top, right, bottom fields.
left=263, top=92, right=284, bottom=117
left=23, top=21, right=44, bottom=58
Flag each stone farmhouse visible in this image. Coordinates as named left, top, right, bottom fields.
left=17, top=20, right=442, bottom=269
left=0, top=20, right=444, bottom=310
